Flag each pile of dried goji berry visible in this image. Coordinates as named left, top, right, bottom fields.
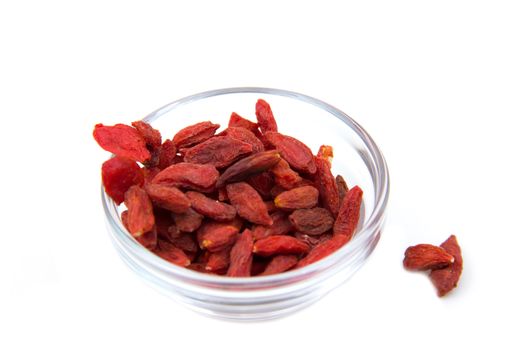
left=403, top=235, right=463, bottom=296
left=94, top=99, right=363, bottom=276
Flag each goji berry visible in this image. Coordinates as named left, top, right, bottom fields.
left=219, top=127, right=264, bottom=153
left=132, top=120, right=162, bottom=153
left=317, top=145, right=333, bottom=164
left=333, top=185, right=363, bottom=240
left=155, top=240, right=191, bottom=267
left=122, top=209, right=158, bottom=250
left=296, top=234, right=347, bottom=268
left=271, top=159, right=303, bottom=190
left=270, top=184, right=286, bottom=198
left=172, top=208, right=203, bottom=233
left=157, top=139, right=178, bottom=170
left=246, top=172, right=275, bottom=199
left=144, top=183, right=191, bottom=214
left=226, top=182, right=273, bottom=226
left=152, top=162, right=219, bottom=193
left=227, top=229, right=254, bottom=277
left=169, top=232, right=199, bottom=254
left=136, top=230, right=158, bottom=251
left=142, top=166, right=161, bottom=184
left=152, top=207, right=177, bottom=242
left=217, top=187, right=229, bottom=202
left=186, top=191, right=237, bottom=221
left=101, top=156, right=144, bottom=204
left=255, top=99, right=278, bottom=133
left=430, top=235, right=463, bottom=297
left=264, top=200, right=277, bottom=213
left=265, top=132, right=316, bottom=174
left=335, top=174, right=349, bottom=204
left=252, top=211, right=294, bottom=241
left=260, top=255, right=298, bottom=275
left=124, top=185, right=155, bottom=237
left=183, top=136, right=253, bottom=168
left=93, top=123, right=150, bottom=163
left=229, top=112, right=261, bottom=136
left=289, top=207, right=334, bottom=236
left=172, top=121, right=220, bottom=148
left=253, top=236, right=309, bottom=257
left=250, top=257, right=270, bottom=276
left=196, top=220, right=240, bottom=252
left=206, top=247, right=231, bottom=272
left=314, top=156, right=340, bottom=216
left=294, top=232, right=332, bottom=249
left=403, top=244, right=454, bottom=271
left=274, top=185, right=319, bottom=210
left=216, top=150, right=281, bottom=187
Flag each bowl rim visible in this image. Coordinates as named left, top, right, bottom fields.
left=102, top=87, right=390, bottom=288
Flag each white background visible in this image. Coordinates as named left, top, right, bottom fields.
left=1, top=1, right=524, bottom=349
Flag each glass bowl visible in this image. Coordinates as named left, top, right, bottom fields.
left=102, top=87, right=389, bottom=321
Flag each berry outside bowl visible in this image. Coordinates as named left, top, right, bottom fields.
left=102, top=87, right=389, bottom=321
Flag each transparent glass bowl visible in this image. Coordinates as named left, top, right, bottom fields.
left=102, top=87, right=389, bottom=321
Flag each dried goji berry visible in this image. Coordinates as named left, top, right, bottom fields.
left=217, top=187, right=229, bottom=202
left=102, top=156, right=144, bottom=204
left=274, top=185, right=319, bottom=210
left=169, top=232, right=198, bottom=254
left=403, top=244, right=454, bottom=271
left=216, top=150, right=281, bottom=187
left=142, top=166, right=161, bottom=184
left=229, top=112, right=261, bottom=135
left=153, top=207, right=176, bottom=242
left=333, top=185, right=363, bottom=240
left=296, top=234, right=347, bottom=268
left=317, top=145, right=333, bottom=164
left=219, top=127, right=264, bottom=153
left=250, top=257, right=270, bottom=276
left=124, top=185, right=155, bottom=237
left=183, top=136, right=253, bottom=168
left=294, top=232, right=332, bottom=249
left=157, top=139, right=178, bottom=170
left=264, top=200, right=277, bottom=213
left=172, top=121, right=220, bottom=148
left=132, top=121, right=161, bottom=168
left=188, top=263, right=219, bottom=274
left=206, top=247, right=231, bottom=272
left=196, top=220, right=240, bottom=252
left=430, top=235, right=463, bottom=297
left=271, top=159, right=303, bottom=190
left=246, top=172, right=275, bottom=199
left=265, top=132, right=316, bottom=174
left=227, top=229, right=254, bottom=277
left=172, top=208, right=203, bottom=233
left=260, top=255, right=298, bottom=275
left=270, top=184, right=286, bottom=198
left=93, top=123, right=150, bottom=163
left=252, top=211, right=294, bottom=241
left=226, top=182, right=273, bottom=226
left=155, top=240, right=191, bottom=267
left=132, top=120, right=162, bottom=153
left=314, top=156, right=340, bottom=216
left=144, top=183, right=191, bottom=214
left=335, top=174, right=349, bottom=204
left=255, top=99, right=278, bottom=133
left=186, top=191, right=237, bottom=221
left=253, top=236, right=309, bottom=257
left=289, top=207, right=334, bottom=236
left=152, top=162, right=219, bottom=193
left=122, top=210, right=158, bottom=250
